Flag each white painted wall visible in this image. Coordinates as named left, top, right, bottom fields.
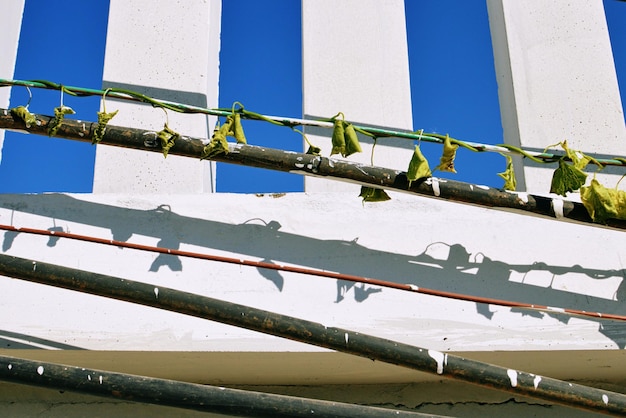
left=0, top=0, right=25, bottom=164
left=302, top=0, right=414, bottom=192
left=488, top=0, right=626, bottom=194
left=1, top=192, right=624, bottom=353
left=92, top=0, right=222, bottom=193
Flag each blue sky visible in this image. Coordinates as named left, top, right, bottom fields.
left=1, top=0, right=625, bottom=194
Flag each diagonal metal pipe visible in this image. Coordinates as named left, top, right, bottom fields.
left=0, top=253, right=625, bottom=416
left=1, top=109, right=624, bottom=230
left=0, top=355, right=441, bottom=418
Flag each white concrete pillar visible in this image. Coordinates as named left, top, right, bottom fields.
left=0, top=0, right=26, bottom=163
left=93, top=0, right=221, bottom=193
left=487, top=0, right=626, bottom=195
left=302, top=0, right=413, bottom=193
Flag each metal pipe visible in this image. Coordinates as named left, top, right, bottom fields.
left=1, top=109, right=623, bottom=230
left=0, top=355, right=440, bottom=417
left=2, top=223, right=625, bottom=323
left=1, top=78, right=626, bottom=167
left=0, top=253, right=625, bottom=416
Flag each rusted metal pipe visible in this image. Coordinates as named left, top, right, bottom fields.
left=1, top=109, right=623, bottom=230
left=0, top=253, right=625, bottom=416
left=0, top=355, right=440, bottom=417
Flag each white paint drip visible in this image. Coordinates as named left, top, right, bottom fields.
left=99, top=375, right=103, bottom=384
left=88, top=375, right=91, bottom=381
left=428, top=350, right=447, bottom=374
left=602, top=394, right=609, bottom=405
left=37, top=366, right=44, bottom=376
left=32, top=262, right=37, bottom=271
left=408, top=284, right=419, bottom=291
left=509, top=191, right=529, bottom=203
left=547, top=306, right=565, bottom=313
left=552, top=199, right=564, bottom=219
left=8, top=364, right=12, bottom=370
left=344, top=332, right=349, bottom=344
left=154, top=287, right=159, bottom=298
left=507, top=369, right=518, bottom=387
left=533, top=375, right=542, bottom=389
left=423, top=178, right=442, bottom=197
left=476, top=185, right=490, bottom=190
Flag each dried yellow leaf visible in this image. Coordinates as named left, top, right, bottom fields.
left=497, top=154, right=516, bottom=191
left=435, top=134, right=458, bottom=173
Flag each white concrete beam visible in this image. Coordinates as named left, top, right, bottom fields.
left=93, top=0, right=221, bottom=193
left=302, top=0, right=413, bottom=192
left=0, top=0, right=26, bottom=164
left=488, top=0, right=626, bottom=195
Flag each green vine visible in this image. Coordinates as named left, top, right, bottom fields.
left=8, top=78, right=626, bottom=224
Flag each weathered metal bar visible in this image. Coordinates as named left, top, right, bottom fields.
left=0, top=355, right=439, bottom=418
left=0, top=253, right=624, bottom=416
left=1, top=109, right=623, bottom=230
left=3, top=78, right=626, bottom=168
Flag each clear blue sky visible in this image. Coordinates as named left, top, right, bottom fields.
left=1, top=0, right=625, bottom=193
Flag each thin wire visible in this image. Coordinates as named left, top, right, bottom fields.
left=2, top=223, right=624, bottom=322
left=2, top=78, right=626, bottom=168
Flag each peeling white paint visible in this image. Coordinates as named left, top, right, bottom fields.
left=533, top=375, right=542, bottom=389
left=344, top=332, right=349, bottom=344
left=88, top=375, right=91, bottom=381
left=552, top=199, right=564, bottom=219
left=602, top=394, right=609, bottom=405
left=426, top=178, right=441, bottom=197
left=37, top=366, right=44, bottom=375
left=511, top=192, right=529, bottom=203
left=408, top=284, right=419, bottom=291
left=154, top=287, right=159, bottom=298
left=428, top=349, right=447, bottom=374
left=507, top=369, right=518, bottom=387
left=7, top=364, right=12, bottom=370
left=99, top=375, right=103, bottom=384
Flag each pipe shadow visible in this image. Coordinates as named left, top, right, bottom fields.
left=1, top=194, right=625, bottom=347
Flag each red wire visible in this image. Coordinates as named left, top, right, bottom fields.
left=1, top=223, right=624, bottom=322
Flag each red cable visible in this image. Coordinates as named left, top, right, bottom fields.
left=1, top=223, right=624, bottom=322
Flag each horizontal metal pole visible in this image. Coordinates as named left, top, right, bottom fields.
left=1, top=109, right=623, bottom=230
left=0, top=355, right=439, bottom=418
left=0, top=253, right=625, bottom=416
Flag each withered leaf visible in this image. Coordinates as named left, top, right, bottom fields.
left=48, top=105, right=75, bottom=137
left=343, top=123, right=362, bottom=157
left=435, top=134, right=458, bottom=173
left=497, top=154, right=516, bottom=191
left=359, top=186, right=391, bottom=203
left=550, top=159, right=587, bottom=196
left=407, top=145, right=432, bottom=186
left=93, top=109, right=119, bottom=144
left=330, top=119, right=346, bottom=156
left=580, top=179, right=626, bottom=223
left=10, top=106, right=37, bottom=128
left=157, top=123, right=180, bottom=158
